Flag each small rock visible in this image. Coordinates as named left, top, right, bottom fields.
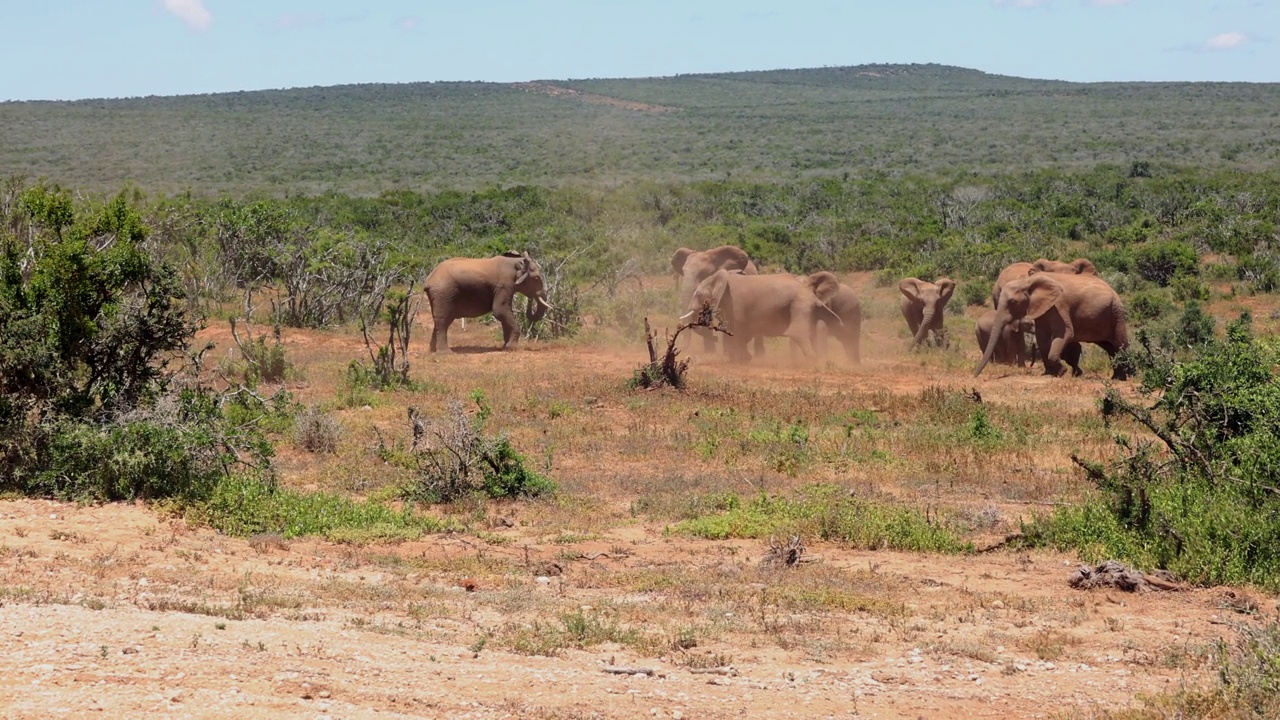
left=318, top=690, right=331, bottom=699
left=535, top=576, right=551, bottom=585
left=990, top=600, right=1004, bottom=609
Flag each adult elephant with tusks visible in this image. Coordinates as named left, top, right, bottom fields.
left=681, top=269, right=837, bottom=363
left=424, top=251, right=553, bottom=353
left=976, top=272, right=1129, bottom=380
left=899, top=277, right=956, bottom=348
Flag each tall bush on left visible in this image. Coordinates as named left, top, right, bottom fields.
left=0, top=180, right=273, bottom=502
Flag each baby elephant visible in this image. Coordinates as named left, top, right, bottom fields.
left=899, top=277, right=956, bottom=348
left=975, top=311, right=1036, bottom=367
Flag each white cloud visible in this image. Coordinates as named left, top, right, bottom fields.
left=161, top=0, right=212, bottom=32
left=1202, top=31, right=1251, bottom=50
left=397, top=16, right=421, bottom=31
left=992, top=0, right=1050, bottom=8
left=1084, top=0, right=1130, bottom=7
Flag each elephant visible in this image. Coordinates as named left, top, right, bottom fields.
left=671, top=245, right=762, bottom=354
left=671, top=245, right=759, bottom=300
left=682, top=269, right=837, bottom=363
left=991, top=262, right=1034, bottom=308
left=810, top=272, right=862, bottom=364
left=976, top=272, right=1129, bottom=380
left=1032, top=258, right=1097, bottom=276
left=899, top=277, right=956, bottom=348
left=424, top=251, right=553, bottom=353
left=992, top=259, right=1097, bottom=308
left=974, top=310, right=1038, bottom=367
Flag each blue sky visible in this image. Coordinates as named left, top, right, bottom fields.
left=1, top=1, right=1275, bottom=101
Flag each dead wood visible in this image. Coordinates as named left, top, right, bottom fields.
left=1068, top=560, right=1186, bottom=592
left=602, top=666, right=660, bottom=676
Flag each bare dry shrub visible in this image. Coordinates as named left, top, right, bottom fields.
left=294, top=405, right=340, bottom=454
left=629, top=304, right=730, bottom=390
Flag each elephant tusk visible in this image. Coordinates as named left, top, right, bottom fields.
left=537, top=296, right=555, bottom=311
left=679, top=310, right=696, bottom=321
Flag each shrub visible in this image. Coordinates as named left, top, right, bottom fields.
left=352, top=285, right=418, bottom=390
left=1133, top=239, right=1199, bottom=286
left=227, top=317, right=291, bottom=386
left=0, top=187, right=272, bottom=502
left=1237, top=252, right=1280, bottom=293
left=1166, top=301, right=1217, bottom=350
left=1038, top=314, right=1280, bottom=589
left=1127, top=289, right=1169, bottom=322
left=293, top=405, right=340, bottom=453
left=1171, top=274, right=1211, bottom=302
left=399, top=392, right=555, bottom=504
left=959, top=281, right=990, bottom=308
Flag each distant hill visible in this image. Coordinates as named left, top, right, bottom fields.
left=2, top=63, right=1278, bottom=195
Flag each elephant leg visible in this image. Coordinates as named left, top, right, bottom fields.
left=494, top=308, right=520, bottom=349
left=814, top=325, right=829, bottom=359
left=727, top=335, right=751, bottom=363
left=1049, top=340, right=1080, bottom=376
left=1042, top=336, right=1072, bottom=377
left=1095, top=341, right=1129, bottom=380
left=787, top=332, right=816, bottom=360
left=1061, top=342, right=1083, bottom=376
left=430, top=318, right=452, bottom=353
left=846, top=329, right=861, bottom=365
left=753, top=335, right=766, bottom=358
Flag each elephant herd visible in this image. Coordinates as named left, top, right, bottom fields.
left=420, top=246, right=1130, bottom=381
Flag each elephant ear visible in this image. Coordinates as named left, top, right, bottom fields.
left=937, top=278, right=956, bottom=304
left=898, top=278, right=923, bottom=302
left=514, top=257, right=531, bottom=286
left=1073, top=258, right=1097, bottom=275
left=709, top=245, right=751, bottom=271
left=501, top=249, right=524, bottom=258
left=806, top=271, right=841, bottom=302
left=671, top=247, right=694, bottom=274
left=1025, top=275, right=1064, bottom=320
left=1031, top=259, right=1051, bottom=273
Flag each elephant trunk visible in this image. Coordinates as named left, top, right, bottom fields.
left=913, top=306, right=935, bottom=347
left=975, top=309, right=1009, bottom=377
left=526, top=292, right=551, bottom=324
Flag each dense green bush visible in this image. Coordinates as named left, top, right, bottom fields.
left=1133, top=239, right=1200, bottom=286
left=1127, top=289, right=1170, bottom=322
left=0, top=184, right=273, bottom=502
left=1039, top=314, right=1280, bottom=589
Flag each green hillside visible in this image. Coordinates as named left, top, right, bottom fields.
left=4, top=64, right=1279, bottom=195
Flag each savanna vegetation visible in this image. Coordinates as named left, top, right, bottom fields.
left=3, top=63, right=1280, bottom=717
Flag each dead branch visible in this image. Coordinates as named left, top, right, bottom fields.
left=632, top=305, right=732, bottom=391
left=602, top=666, right=661, bottom=677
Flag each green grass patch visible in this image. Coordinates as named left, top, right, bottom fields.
left=670, top=485, right=973, bottom=553
left=188, top=475, right=450, bottom=542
